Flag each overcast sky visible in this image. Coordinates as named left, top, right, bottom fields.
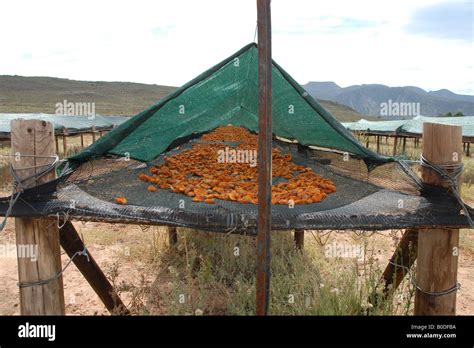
left=0, top=0, right=472, bottom=94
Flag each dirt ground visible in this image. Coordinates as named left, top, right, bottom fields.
left=0, top=216, right=472, bottom=315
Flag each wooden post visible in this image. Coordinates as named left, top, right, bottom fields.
left=62, top=127, right=68, bottom=157
left=392, top=135, right=398, bottom=156
left=91, top=126, right=96, bottom=143
left=11, top=119, right=65, bottom=315
left=80, top=133, right=84, bottom=149
left=256, top=0, right=272, bottom=316
left=294, top=230, right=304, bottom=250
left=59, top=221, right=129, bottom=315
left=376, top=135, right=380, bottom=153
left=414, top=122, right=461, bottom=315
left=55, top=134, right=60, bottom=155
left=168, top=227, right=178, bottom=246
left=402, top=136, right=407, bottom=154
left=467, top=142, right=470, bottom=157
left=380, top=229, right=418, bottom=295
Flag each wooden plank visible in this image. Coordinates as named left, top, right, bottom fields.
left=59, top=221, right=129, bottom=315
left=414, top=122, right=462, bottom=315
left=256, top=0, right=272, bottom=316
left=11, top=119, right=65, bottom=315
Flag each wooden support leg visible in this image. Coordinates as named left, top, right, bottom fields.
left=376, top=135, right=380, bottom=153
left=168, top=227, right=178, bottom=246
left=59, top=221, right=129, bottom=315
left=392, top=136, right=398, bottom=156
left=80, top=133, right=84, bottom=149
left=294, top=230, right=304, bottom=251
left=415, top=228, right=459, bottom=315
left=380, top=229, right=418, bottom=295
left=11, top=119, right=65, bottom=315
left=62, top=128, right=68, bottom=157
left=402, top=137, right=407, bottom=154
left=414, top=123, right=462, bottom=315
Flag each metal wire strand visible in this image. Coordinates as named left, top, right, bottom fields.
left=388, top=260, right=461, bottom=298
left=419, top=154, right=473, bottom=228
left=0, top=156, right=60, bottom=231
left=18, top=247, right=89, bottom=289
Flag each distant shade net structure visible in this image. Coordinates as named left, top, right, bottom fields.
left=0, top=43, right=471, bottom=233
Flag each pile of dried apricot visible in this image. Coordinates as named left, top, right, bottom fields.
left=138, top=125, right=336, bottom=205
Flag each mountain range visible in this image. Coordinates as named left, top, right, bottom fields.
left=303, top=82, right=474, bottom=118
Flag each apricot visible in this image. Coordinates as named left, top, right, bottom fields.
left=115, top=197, right=128, bottom=205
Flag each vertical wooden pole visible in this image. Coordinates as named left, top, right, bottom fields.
left=11, top=119, right=65, bottom=315
left=92, top=126, right=96, bottom=143
left=62, top=127, right=68, bottom=157
left=392, top=135, right=398, bottom=156
left=80, top=133, right=84, bottom=149
left=467, top=142, right=470, bottom=157
left=294, top=230, right=304, bottom=251
left=168, top=227, right=178, bottom=246
left=55, top=134, right=60, bottom=155
left=376, top=135, right=380, bottom=153
left=402, top=136, right=407, bottom=154
left=414, top=122, right=461, bottom=315
left=256, top=0, right=272, bottom=316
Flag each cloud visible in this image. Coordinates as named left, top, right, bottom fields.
left=405, top=1, right=473, bottom=41
left=0, top=0, right=472, bottom=95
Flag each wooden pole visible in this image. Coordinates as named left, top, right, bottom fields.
left=80, top=133, right=84, bottom=149
left=55, top=135, right=60, bottom=154
left=294, top=230, right=304, bottom=250
left=256, top=0, right=272, bottom=316
left=59, top=221, right=129, bottom=315
left=414, top=122, right=461, bottom=315
left=392, top=135, right=398, bottom=156
left=380, top=228, right=418, bottom=295
left=376, top=135, right=380, bottom=153
left=62, top=127, right=68, bottom=157
left=11, top=119, right=65, bottom=315
left=92, top=126, right=96, bottom=143
left=402, top=136, right=407, bottom=154
left=168, top=227, right=178, bottom=246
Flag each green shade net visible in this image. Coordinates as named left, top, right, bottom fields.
left=69, top=43, right=389, bottom=165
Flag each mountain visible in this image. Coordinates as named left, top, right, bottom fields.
left=428, top=89, right=474, bottom=103
left=0, top=75, right=370, bottom=122
left=303, top=82, right=474, bottom=117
